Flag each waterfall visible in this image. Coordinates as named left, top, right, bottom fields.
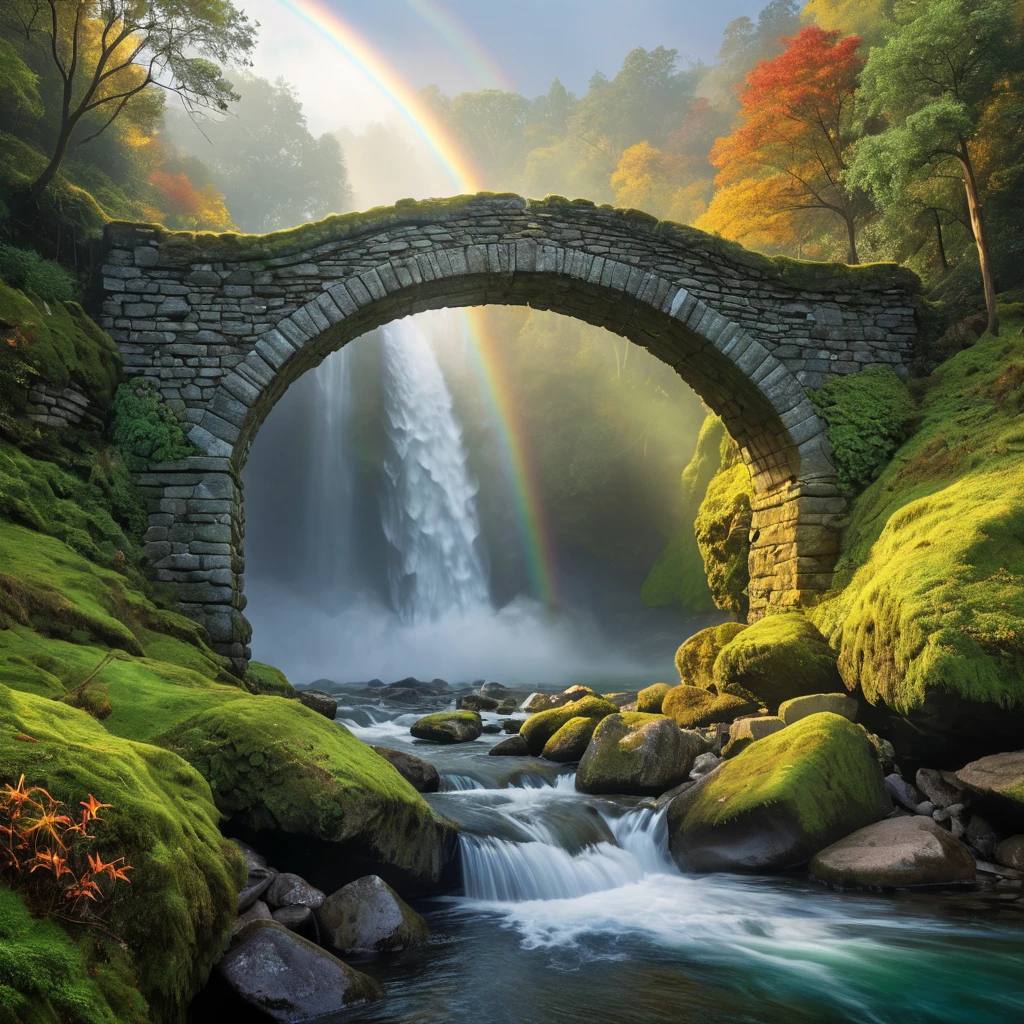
left=379, top=315, right=490, bottom=623
left=304, top=346, right=356, bottom=609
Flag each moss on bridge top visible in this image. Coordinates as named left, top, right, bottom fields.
left=103, top=192, right=918, bottom=295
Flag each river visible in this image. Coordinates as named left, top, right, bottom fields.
left=317, top=697, right=1024, bottom=1024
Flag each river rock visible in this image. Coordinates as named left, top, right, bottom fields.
left=668, top=712, right=891, bottom=873
left=520, top=692, right=568, bottom=713
left=459, top=694, right=499, bottom=712
left=296, top=689, right=337, bottom=720
left=602, top=691, right=640, bottom=708
left=238, top=865, right=275, bottom=913
left=915, top=768, right=965, bottom=809
left=501, top=718, right=523, bottom=734
left=576, top=713, right=707, bottom=796
left=480, top=682, right=511, bottom=698
left=637, top=683, right=671, bottom=714
left=778, top=693, right=858, bottom=725
left=995, top=835, right=1024, bottom=870
left=232, top=900, right=272, bottom=939
left=965, top=814, right=1001, bottom=860
left=218, top=920, right=382, bottom=1020
left=563, top=685, right=598, bottom=700
left=541, top=716, right=599, bottom=763
left=410, top=710, right=482, bottom=744
left=809, top=816, right=977, bottom=889
left=956, top=751, right=1024, bottom=829
left=266, top=872, right=325, bottom=910
left=317, top=875, right=428, bottom=953
left=520, top=696, right=619, bottom=756
left=721, top=715, right=785, bottom=758
left=495, top=699, right=517, bottom=715
left=675, top=622, right=749, bottom=688
left=884, top=773, right=925, bottom=812
left=272, top=904, right=319, bottom=942
left=690, top=751, right=721, bottom=778
left=489, top=734, right=530, bottom=756
left=662, top=685, right=759, bottom=729
left=370, top=745, right=440, bottom=793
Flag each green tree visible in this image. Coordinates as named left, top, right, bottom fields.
left=3, top=0, right=256, bottom=200
left=850, top=0, right=1021, bottom=335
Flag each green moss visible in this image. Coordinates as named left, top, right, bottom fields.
left=674, top=622, right=748, bottom=687
left=0, top=686, right=245, bottom=1024
left=712, top=612, right=842, bottom=711
left=677, top=712, right=889, bottom=837
left=637, top=683, right=671, bottom=714
left=540, top=716, right=598, bottom=762
left=0, top=244, right=77, bottom=303
left=662, top=684, right=756, bottom=729
left=245, top=660, right=297, bottom=698
left=156, top=698, right=456, bottom=885
left=0, top=282, right=120, bottom=409
left=110, top=379, right=196, bottom=471
left=520, top=695, right=619, bottom=756
left=810, top=308, right=1024, bottom=717
left=696, top=456, right=753, bottom=618
left=0, top=886, right=148, bottom=1024
left=810, top=366, right=913, bottom=495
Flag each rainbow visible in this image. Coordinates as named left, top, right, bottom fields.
left=278, top=0, right=560, bottom=605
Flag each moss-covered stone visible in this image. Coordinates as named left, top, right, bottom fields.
left=519, top=695, right=619, bottom=756
left=720, top=715, right=785, bottom=759
left=576, top=712, right=706, bottom=796
left=674, top=622, right=748, bottom=688
left=110, top=378, right=197, bottom=471
left=0, top=685, right=245, bottom=1023
left=667, top=712, right=891, bottom=872
left=661, top=684, right=758, bottom=729
left=540, top=716, right=598, bottom=762
left=244, top=660, right=297, bottom=698
left=409, top=710, right=482, bottom=744
left=158, top=699, right=457, bottom=891
left=637, top=682, right=671, bottom=714
left=778, top=693, right=858, bottom=726
left=712, top=612, right=843, bottom=711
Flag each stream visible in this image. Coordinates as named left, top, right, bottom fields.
left=319, top=698, right=1024, bottom=1024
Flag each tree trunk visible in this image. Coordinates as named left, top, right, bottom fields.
left=30, top=122, right=75, bottom=200
left=932, top=209, right=948, bottom=272
left=844, top=214, right=858, bottom=264
left=958, top=143, right=999, bottom=336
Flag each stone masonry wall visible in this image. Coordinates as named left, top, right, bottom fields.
left=98, top=194, right=920, bottom=672
left=25, top=381, right=98, bottom=429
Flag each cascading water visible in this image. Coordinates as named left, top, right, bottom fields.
left=379, top=315, right=490, bottom=623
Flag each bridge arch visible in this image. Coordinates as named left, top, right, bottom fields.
left=100, top=194, right=918, bottom=671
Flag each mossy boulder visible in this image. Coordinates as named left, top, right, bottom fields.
left=540, top=716, right=598, bottom=763
left=662, top=685, right=759, bottom=729
left=674, top=622, right=748, bottom=688
left=316, top=874, right=428, bottom=953
left=576, top=713, right=707, bottom=796
left=712, top=613, right=842, bottom=711
left=520, top=695, right=618, bottom=756
left=637, top=682, right=671, bottom=714
left=409, top=710, right=482, bottom=744
left=667, top=712, right=891, bottom=872
left=244, top=661, right=297, bottom=698
left=0, top=685, right=245, bottom=1023
left=158, top=698, right=458, bottom=893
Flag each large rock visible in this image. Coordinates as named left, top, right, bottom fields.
left=371, top=745, right=440, bottom=792
left=668, top=712, right=891, bottom=873
left=541, top=716, right=598, bottom=762
left=576, top=713, right=707, bottom=796
left=662, top=685, right=758, bottom=729
left=296, top=689, right=337, bottom=720
left=809, top=817, right=977, bottom=889
left=915, top=768, right=966, bottom=809
left=266, top=872, right=325, bottom=910
left=637, top=683, right=671, bottom=714
left=218, top=920, right=382, bottom=1021
left=488, top=734, right=530, bottom=756
left=721, top=715, right=785, bottom=758
left=317, top=875, right=428, bottom=953
left=712, top=612, right=843, bottom=711
left=459, top=694, right=499, bottom=712
left=520, top=696, right=618, bottom=756
left=520, top=692, right=569, bottom=713
left=995, top=835, right=1024, bottom=871
left=778, top=693, right=858, bottom=725
left=410, top=710, right=482, bottom=744
left=479, top=682, right=511, bottom=699
left=674, top=622, right=748, bottom=687
left=956, top=751, right=1024, bottom=830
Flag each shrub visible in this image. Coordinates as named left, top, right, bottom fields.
left=111, top=378, right=195, bottom=470
left=0, top=243, right=76, bottom=302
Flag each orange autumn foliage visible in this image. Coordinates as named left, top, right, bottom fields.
left=148, top=170, right=235, bottom=232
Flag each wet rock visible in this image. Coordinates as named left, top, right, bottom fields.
left=577, top=713, right=707, bottom=796
left=916, top=768, right=965, bottom=809
left=956, top=752, right=1024, bottom=829
left=662, top=685, right=759, bottom=730
left=495, top=699, right=518, bottom=715
left=809, top=816, right=977, bottom=889
left=995, top=835, right=1024, bottom=871
left=520, top=696, right=618, bottom=756
left=778, top=692, right=858, bottom=725
left=232, top=900, right=272, bottom=939
left=370, top=745, right=440, bottom=793
left=520, top=692, right=568, bottom=713
left=489, top=734, right=530, bottom=756
left=218, top=920, right=382, bottom=1021
left=541, top=716, right=598, bottom=763
left=232, top=839, right=268, bottom=873
left=272, top=904, right=319, bottom=943
left=721, top=716, right=785, bottom=758
left=965, top=815, right=1001, bottom=861
left=669, top=713, right=891, bottom=873
left=885, top=774, right=924, bottom=813
left=459, top=694, right=499, bottom=712
left=266, top=873, right=325, bottom=910
left=501, top=718, right=523, bottom=734
left=479, top=682, right=511, bottom=699
left=916, top=800, right=936, bottom=816
left=238, top=866, right=275, bottom=913
left=690, top=752, right=721, bottom=778
left=317, top=875, right=428, bottom=953
left=410, top=710, right=482, bottom=744
left=637, top=683, right=671, bottom=714
left=481, top=723, right=502, bottom=734
left=296, top=689, right=337, bottom=720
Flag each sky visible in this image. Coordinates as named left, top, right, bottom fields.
left=239, top=0, right=772, bottom=136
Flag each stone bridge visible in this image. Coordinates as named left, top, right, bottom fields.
left=98, top=193, right=919, bottom=673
